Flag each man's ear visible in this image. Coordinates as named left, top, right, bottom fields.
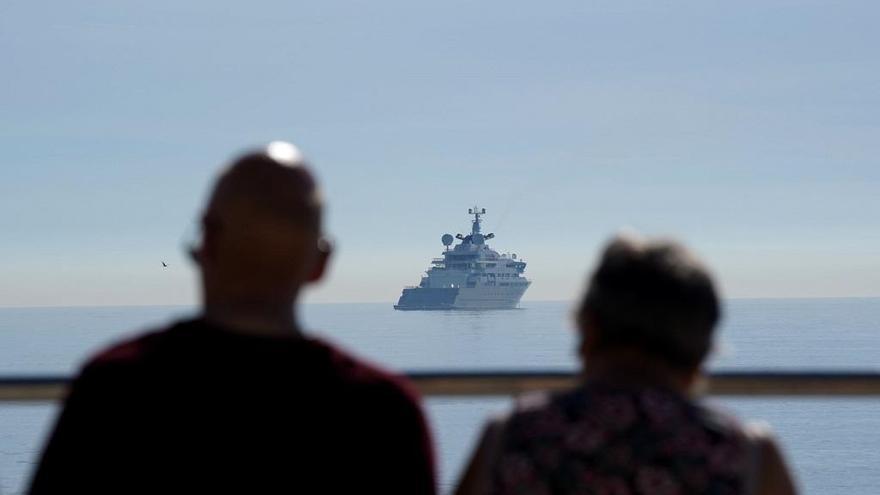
left=188, top=245, right=202, bottom=266
left=190, top=215, right=220, bottom=267
left=307, top=237, right=333, bottom=283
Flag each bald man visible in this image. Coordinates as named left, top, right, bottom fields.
left=29, top=143, right=437, bottom=494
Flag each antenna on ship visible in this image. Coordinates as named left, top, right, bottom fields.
left=468, top=205, right=486, bottom=235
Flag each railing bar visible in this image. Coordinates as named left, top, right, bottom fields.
left=2, top=371, right=880, bottom=401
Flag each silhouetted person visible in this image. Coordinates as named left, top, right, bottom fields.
left=456, top=235, right=797, bottom=495
left=30, top=142, right=436, bottom=494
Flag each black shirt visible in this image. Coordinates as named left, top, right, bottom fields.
left=29, top=319, right=436, bottom=494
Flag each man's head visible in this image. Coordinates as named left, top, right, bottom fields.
left=576, top=234, right=720, bottom=374
left=192, top=142, right=330, bottom=307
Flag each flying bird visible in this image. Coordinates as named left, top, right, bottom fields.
left=162, top=261, right=168, bottom=268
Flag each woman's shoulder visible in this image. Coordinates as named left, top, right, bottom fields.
left=502, top=384, right=758, bottom=458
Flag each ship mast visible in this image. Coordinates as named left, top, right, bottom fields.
left=468, top=206, right=486, bottom=235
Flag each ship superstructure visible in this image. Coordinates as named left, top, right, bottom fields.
left=394, top=206, right=530, bottom=310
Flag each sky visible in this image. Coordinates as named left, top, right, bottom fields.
left=1, top=1, right=878, bottom=306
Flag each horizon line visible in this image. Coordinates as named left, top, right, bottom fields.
left=1, top=295, right=879, bottom=310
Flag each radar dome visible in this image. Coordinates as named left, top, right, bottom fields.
left=441, top=234, right=454, bottom=246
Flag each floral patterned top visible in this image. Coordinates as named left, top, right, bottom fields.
left=490, top=383, right=752, bottom=495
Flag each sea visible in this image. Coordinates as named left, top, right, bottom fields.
left=0, top=298, right=878, bottom=494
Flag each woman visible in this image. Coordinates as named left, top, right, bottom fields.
left=456, top=235, right=797, bottom=495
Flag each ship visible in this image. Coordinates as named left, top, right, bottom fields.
left=394, top=206, right=531, bottom=310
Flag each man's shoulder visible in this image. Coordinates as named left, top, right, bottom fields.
left=78, top=323, right=422, bottom=408
left=84, top=320, right=189, bottom=371
left=309, top=337, right=421, bottom=405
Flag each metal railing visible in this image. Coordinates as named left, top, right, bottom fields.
left=2, top=370, right=880, bottom=402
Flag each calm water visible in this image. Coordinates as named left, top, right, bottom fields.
left=0, top=299, right=878, bottom=494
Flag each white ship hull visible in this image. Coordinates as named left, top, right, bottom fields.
left=449, top=284, right=529, bottom=309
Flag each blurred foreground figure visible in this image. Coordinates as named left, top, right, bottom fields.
left=456, top=235, right=797, bottom=495
left=30, top=143, right=436, bottom=494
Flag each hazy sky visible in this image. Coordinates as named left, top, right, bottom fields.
left=2, top=1, right=878, bottom=306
